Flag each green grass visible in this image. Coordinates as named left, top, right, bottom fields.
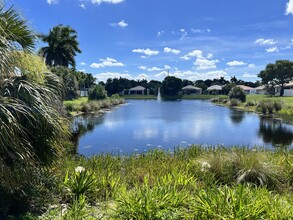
left=122, top=94, right=157, bottom=99
left=37, top=146, right=293, bottom=219
left=64, top=97, right=88, bottom=106
left=183, top=94, right=228, bottom=100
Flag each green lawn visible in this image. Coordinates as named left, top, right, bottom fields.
left=64, top=97, right=88, bottom=106
left=246, top=94, right=293, bottom=107
left=122, top=95, right=157, bottom=99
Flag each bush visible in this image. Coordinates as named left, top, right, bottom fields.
left=228, top=87, right=246, bottom=102
left=230, top=99, right=238, bottom=107
left=88, top=85, right=107, bottom=101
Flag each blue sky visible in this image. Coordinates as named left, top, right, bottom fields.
left=11, top=0, right=293, bottom=82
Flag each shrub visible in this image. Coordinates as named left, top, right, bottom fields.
left=245, top=101, right=255, bottom=107
left=230, top=99, right=238, bottom=107
left=273, top=100, right=283, bottom=112
left=81, top=103, right=91, bottom=113
left=88, top=85, right=107, bottom=101
left=228, top=87, right=246, bottom=102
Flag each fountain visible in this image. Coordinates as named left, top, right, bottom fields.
left=157, top=87, right=161, bottom=101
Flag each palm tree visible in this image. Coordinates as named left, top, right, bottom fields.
left=39, top=25, right=82, bottom=68
left=0, top=2, right=66, bottom=187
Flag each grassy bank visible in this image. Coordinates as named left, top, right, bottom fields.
left=27, top=145, right=293, bottom=219
left=64, top=96, right=125, bottom=115
left=213, top=95, right=293, bottom=123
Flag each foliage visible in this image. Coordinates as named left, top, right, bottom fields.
left=258, top=60, right=293, bottom=96
left=228, top=86, right=246, bottom=102
left=162, top=76, right=183, bottom=96
left=39, top=25, right=81, bottom=68
left=50, top=66, right=79, bottom=100
left=0, top=2, right=35, bottom=78
left=88, top=84, right=107, bottom=100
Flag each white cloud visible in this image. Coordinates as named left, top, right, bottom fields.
left=285, top=0, right=293, bottom=15
left=80, top=3, right=86, bottom=9
left=79, top=69, right=86, bottom=72
left=79, top=62, right=87, bottom=66
left=164, top=65, right=171, bottom=70
left=109, top=20, right=128, bottom=28
left=47, top=0, right=58, bottom=5
left=137, top=74, right=148, bottom=79
left=226, top=60, right=247, bottom=67
left=255, top=38, right=277, bottom=46
left=180, top=50, right=203, bottom=60
left=180, top=28, right=187, bottom=40
left=248, top=64, right=256, bottom=68
left=157, top=30, right=164, bottom=37
left=163, top=47, right=181, bottom=54
left=243, top=73, right=257, bottom=78
left=191, top=28, right=211, bottom=34
left=94, top=72, right=131, bottom=82
left=138, top=66, right=147, bottom=70
left=148, top=67, right=163, bottom=71
left=132, top=48, right=159, bottom=57
left=194, top=58, right=219, bottom=70
left=207, top=53, right=213, bottom=59
left=90, top=57, right=124, bottom=68
left=266, top=47, right=279, bottom=53
left=154, top=70, right=227, bottom=81
left=90, top=0, right=124, bottom=5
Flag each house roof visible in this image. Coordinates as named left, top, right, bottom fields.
left=182, top=85, right=202, bottom=90
left=254, top=85, right=265, bottom=90
left=284, top=81, right=293, bottom=87
left=207, top=85, right=222, bottom=91
left=129, top=86, right=146, bottom=91
left=237, top=85, right=254, bottom=91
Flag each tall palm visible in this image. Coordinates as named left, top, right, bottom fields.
left=0, top=2, right=66, bottom=187
left=0, top=2, right=35, bottom=78
left=39, top=25, right=81, bottom=68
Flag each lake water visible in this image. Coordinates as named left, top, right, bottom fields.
left=73, top=100, right=293, bottom=156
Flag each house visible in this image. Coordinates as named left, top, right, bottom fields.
left=274, top=82, right=293, bottom=96
left=254, top=85, right=267, bottom=95
left=237, top=85, right=254, bottom=94
left=284, top=82, right=293, bottom=96
left=182, top=85, right=202, bottom=95
left=128, top=86, right=146, bottom=95
left=206, top=85, right=222, bottom=95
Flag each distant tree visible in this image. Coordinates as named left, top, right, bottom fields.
left=39, top=25, right=81, bottom=68
left=148, top=80, right=162, bottom=95
left=75, top=71, right=96, bottom=89
left=230, top=76, right=238, bottom=84
left=258, top=60, right=293, bottom=96
left=204, top=79, right=213, bottom=87
left=50, top=67, right=79, bottom=100
left=105, top=78, right=124, bottom=95
left=89, top=84, right=107, bottom=100
left=162, top=76, right=182, bottom=96
left=228, top=86, right=246, bottom=102
left=182, top=79, right=193, bottom=87
left=222, top=83, right=235, bottom=95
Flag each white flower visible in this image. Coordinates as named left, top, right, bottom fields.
left=201, top=162, right=211, bottom=172
left=75, top=166, right=85, bottom=173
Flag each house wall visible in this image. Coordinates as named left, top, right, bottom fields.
left=284, top=89, right=293, bottom=96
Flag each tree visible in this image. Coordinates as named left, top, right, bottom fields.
left=228, top=86, right=246, bottom=102
left=258, top=60, right=293, bottom=96
left=39, top=25, right=81, bottom=68
left=89, top=84, right=107, bottom=100
left=162, top=76, right=182, bottom=96
left=0, top=2, right=65, bottom=188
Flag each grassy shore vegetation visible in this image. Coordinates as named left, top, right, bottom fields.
left=213, top=94, right=293, bottom=123
left=64, top=95, right=125, bottom=115
left=13, top=146, right=292, bottom=219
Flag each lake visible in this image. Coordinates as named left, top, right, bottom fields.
left=73, top=99, right=293, bottom=156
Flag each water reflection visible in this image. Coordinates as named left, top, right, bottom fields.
left=73, top=100, right=293, bottom=156
left=71, top=114, right=105, bottom=152
left=230, top=110, right=245, bottom=125
left=258, top=117, right=293, bottom=147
